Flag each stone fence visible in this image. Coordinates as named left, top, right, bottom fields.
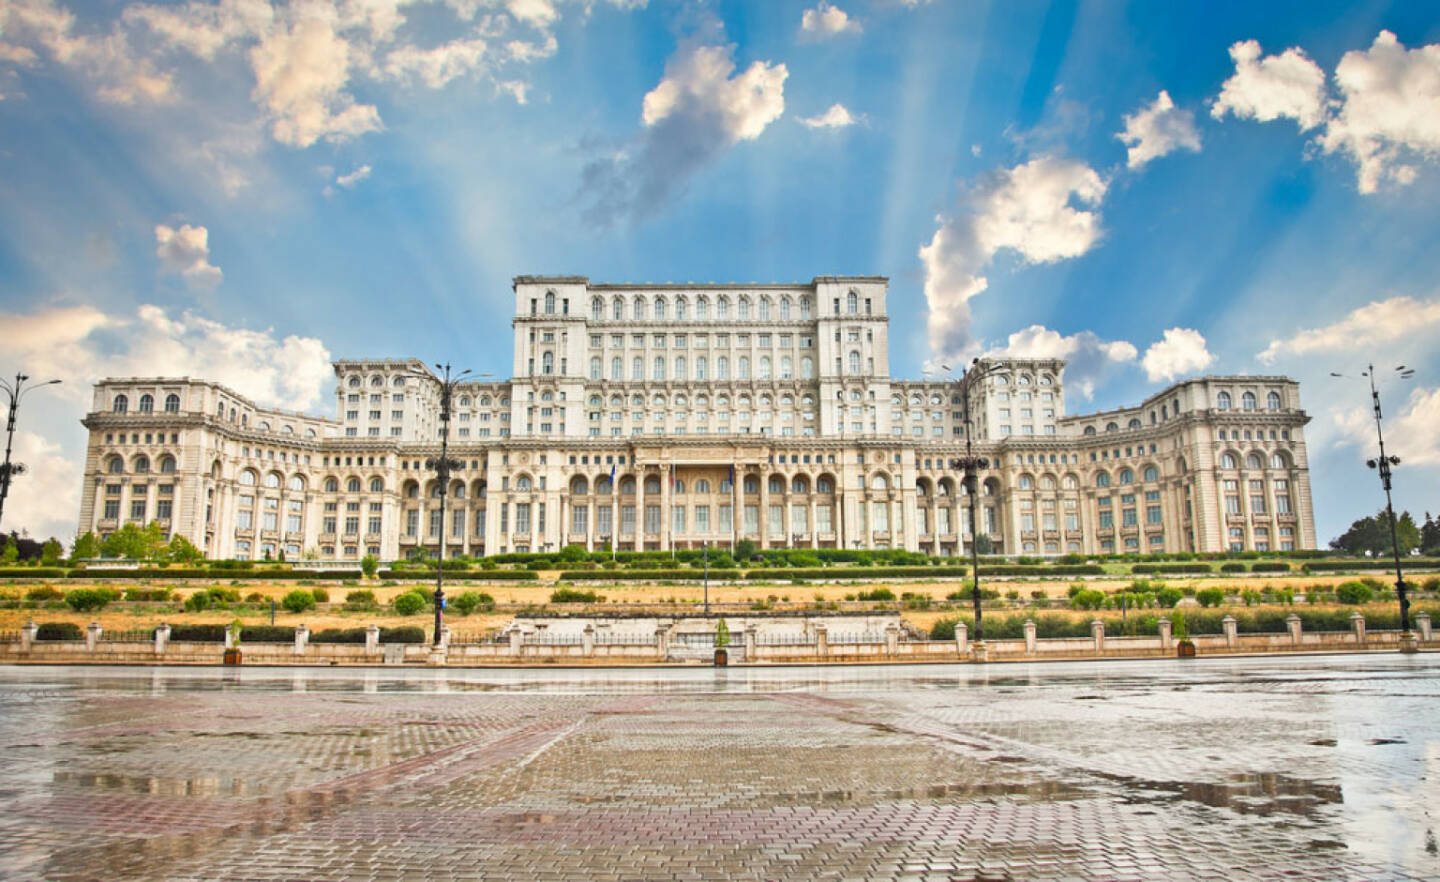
left=1, top=612, right=1431, bottom=666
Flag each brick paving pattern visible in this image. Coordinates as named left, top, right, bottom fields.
left=0, top=656, right=1436, bottom=880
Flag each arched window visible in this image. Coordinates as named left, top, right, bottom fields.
left=133, top=455, right=150, bottom=473
left=1271, top=452, right=1289, bottom=469
left=654, top=298, right=666, bottom=320
left=674, top=356, right=686, bottom=380
left=544, top=291, right=555, bottom=314
left=1143, top=465, right=1159, bottom=482
left=113, top=394, right=129, bottom=413
left=847, top=291, right=858, bottom=314
left=370, top=375, right=384, bottom=388
left=1268, top=391, right=1282, bottom=411
left=264, top=472, right=281, bottom=488
left=596, top=476, right=613, bottom=494
left=653, top=356, right=665, bottom=380
left=162, top=393, right=180, bottom=413
left=107, top=456, right=124, bottom=474
left=347, top=376, right=362, bottom=388
left=239, top=470, right=257, bottom=486
left=801, top=297, right=813, bottom=318
left=717, top=356, right=729, bottom=379
left=1246, top=453, right=1263, bottom=470
left=871, top=473, right=889, bottom=490
left=1242, top=391, right=1256, bottom=411
left=618, top=477, right=634, bottom=494
left=758, top=356, right=771, bottom=379
left=779, top=298, right=791, bottom=319
left=1062, top=475, right=1078, bottom=490
left=801, top=356, right=814, bottom=379
left=1128, top=418, right=1141, bottom=430
left=848, top=351, right=860, bottom=374
left=759, top=298, right=770, bottom=320
left=611, top=356, right=622, bottom=379
left=393, top=376, right=406, bottom=387
left=744, top=476, right=759, bottom=494
left=1105, top=422, right=1119, bottom=433
left=570, top=476, right=589, bottom=495
left=717, top=297, right=730, bottom=319
left=632, top=357, right=643, bottom=379
left=1221, top=453, right=1238, bottom=469
left=1118, top=468, right=1133, bottom=484
left=288, top=475, right=305, bottom=491
left=590, top=357, right=602, bottom=380
left=633, top=297, right=646, bottom=320
left=791, top=476, right=808, bottom=494
left=158, top=454, right=177, bottom=473
left=817, top=476, right=834, bottom=493
left=737, top=298, right=750, bottom=320
left=738, top=357, right=750, bottom=379
left=1217, top=391, right=1232, bottom=410
left=695, top=356, right=707, bottom=379
left=324, top=477, right=339, bottom=492
left=592, top=297, right=604, bottom=320
left=1018, top=474, right=1034, bottom=490
left=516, top=475, right=533, bottom=492
left=612, top=297, right=624, bottom=320
left=694, top=478, right=711, bottom=493
left=697, top=298, right=709, bottom=320
left=370, top=477, right=384, bottom=493
left=1096, top=472, right=1111, bottom=488
left=346, top=477, right=361, bottom=493
left=675, top=298, right=687, bottom=320
left=541, top=351, right=554, bottom=375
left=1084, top=425, right=1096, bottom=436
left=768, top=476, right=784, bottom=494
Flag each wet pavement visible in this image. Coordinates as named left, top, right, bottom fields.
left=0, top=656, right=1436, bottom=880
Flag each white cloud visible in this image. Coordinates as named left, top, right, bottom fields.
left=798, top=102, right=861, bottom=129
left=335, top=163, right=372, bottom=188
left=383, top=36, right=490, bottom=88
left=987, top=324, right=1137, bottom=400
left=1257, top=295, right=1440, bottom=364
left=154, top=222, right=223, bottom=288
left=1211, top=38, right=1328, bottom=130
left=123, top=0, right=273, bottom=61
left=800, top=3, right=859, bottom=39
left=582, top=40, right=786, bottom=223
left=506, top=0, right=556, bottom=29
left=1116, top=90, right=1201, bottom=169
left=919, top=156, right=1107, bottom=360
left=1318, top=31, right=1440, bottom=194
left=0, top=302, right=333, bottom=539
left=249, top=15, right=383, bottom=148
left=1141, top=327, right=1214, bottom=382
left=0, top=0, right=175, bottom=103
left=1333, top=385, right=1440, bottom=467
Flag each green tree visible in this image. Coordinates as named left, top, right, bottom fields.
left=360, top=554, right=378, bottom=578
left=1332, top=509, right=1421, bottom=557
left=40, top=538, right=63, bottom=564
left=101, top=522, right=166, bottom=560
left=558, top=544, right=587, bottom=563
left=0, top=536, right=17, bottom=564
left=715, top=617, right=731, bottom=647
left=734, top=538, right=758, bottom=561
left=164, top=535, right=203, bottom=564
left=71, top=532, right=100, bottom=560
left=281, top=589, right=317, bottom=614
left=1422, top=512, right=1440, bottom=556
left=973, top=534, right=994, bottom=555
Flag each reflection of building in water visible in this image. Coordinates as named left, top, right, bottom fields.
left=77, top=275, right=1316, bottom=559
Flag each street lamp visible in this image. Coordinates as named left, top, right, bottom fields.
left=412, top=363, right=473, bottom=649
left=0, top=373, right=62, bottom=534
left=1330, top=364, right=1417, bottom=647
left=933, top=359, right=1000, bottom=651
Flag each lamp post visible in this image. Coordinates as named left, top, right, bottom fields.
left=932, top=359, right=998, bottom=649
left=414, top=363, right=472, bottom=649
left=0, top=373, right=62, bottom=535
left=1330, top=364, right=1416, bottom=646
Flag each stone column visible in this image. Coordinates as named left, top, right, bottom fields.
left=21, top=621, right=36, bottom=652
left=509, top=629, right=523, bottom=657
left=656, top=625, right=670, bottom=660
left=1024, top=619, right=1037, bottom=655
left=659, top=468, right=671, bottom=552
left=1285, top=613, right=1302, bottom=647
left=365, top=624, right=380, bottom=655
left=86, top=621, right=103, bottom=652
left=809, top=498, right=818, bottom=548
left=1158, top=617, right=1173, bottom=651
left=583, top=624, right=595, bottom=657
left=294, top=624, right=309, bottom=656
left=758, top=473, right=770, bottom=549
left=155, top=623, right=170, bottom=656
left=953, top=621, right=967, bottom=657
left=224, top=625, right=235, bottom=649
left=1350, top=612, right=1366, bottom=645
left=744, top=624, right=758, bottom=661
left=815, top=624, right=829, bottom=658
left=1417, top=612, right=1432, bottom=641
left=884, top=622, right=900, bottom=656
left=440, top=625, right=451, bottom=650
left=783, top=498, right=793, bottom=548
left=1222, top=615, right=1238, bottom=649
left=1090, top=619, right=1104, bottom=654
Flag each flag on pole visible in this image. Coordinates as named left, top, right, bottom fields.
left=609, top=463, right=616, bottom=487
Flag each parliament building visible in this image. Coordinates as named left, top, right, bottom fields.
left=77, top=276, right=1317, bottom=560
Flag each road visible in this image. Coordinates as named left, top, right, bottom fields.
left=0, top=655, right=1435, bottom=880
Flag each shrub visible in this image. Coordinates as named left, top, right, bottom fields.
left=1241, top=589, right=1261, bottom=606
left=1335, top=581, right=1374, bottom=605
left=64, top=587, right=117, bottom=612
left=856, top=588, right=895, bottom=602
left=1067, top=584, right=1085, bottom=599
left=244, top=592, right=265, bottom=604
left=930, top=618, right=958, bottom=640
left=163, top=624, right=227, bottom=642
left=393, top=591, right=427, bottom=616
left=550, top=588, right=599, bottom=604
left=1030, top=590, right=1046, bottom=601
left=1132, top=563, right=1213, bottom=574
left=124, top=587, right=172, bottom=602
left=360, top=554, right=378, bottom=578
left=1220, top=563, right=1248, bottom=573
left=1070, top=589, right=1106, bottom=610
left=184, top=592, right=212, bottom=612
left=1252, top=562, right=1291, bottom=573
left=902, top=593, right=932, bottom=610
left=1195, top=587, right=1225, bottom=607
left=281, top=589, right=317, bottom=614
left=25, top=586, right=64, bottom=602
left=35, top=622, right=84, bottom=640
left=345, top=590, right=377, bottom=607
left=241, top=625, right=296, bottom=642
left=1154, top=587, right=1184, bottom=608
left=451, top=591, right=495, bottom=615
left=311, top=587, right=329, bottom=603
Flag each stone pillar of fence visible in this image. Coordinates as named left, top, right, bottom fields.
left=509, top=629, right=523, bottom=656
left=1286, top=613, right=1302, bottom=647
left=1350, top=612, right=1366, bottom=645
left=884, top=623, right=900, bottom=656
left=1222, top=615, right=1238, bottom=649
left=155, top=623, right=170, bottom=656
left=1417, top=612, right=1432, bottom=641
left=440, top=625, right=451, bottom=650
left=953, top=621, right=967, bottom=657
left=1157, top=617, right=1173, bottom=651
left=365, top=624, right=380, bottom=654
left=1023, top=619, right=1037, bottom=655
left=744, top=625, right=758, bottom=661
left=224, top=627, right=235, bottom=649
left=583, top=624, right=595, bottom=657
left=21, top=621, right=36, bottom=652
left=294, top=624, right=309, bottom=656
left=656, top=626, right=670, bottom=660
left=815, top=624, right=828, bottom=658
left=1090, top=619, right=1104, bottom=654
left=86, top=622, right=102, bottom=652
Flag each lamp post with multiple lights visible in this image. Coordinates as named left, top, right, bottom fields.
left=927, top=358, right=999, bottom=654
left=0, top=373, right=62, bottom=535
left=412, top=363, right=477, bottom=650
left=1330, top=364, right=1417, bottom=648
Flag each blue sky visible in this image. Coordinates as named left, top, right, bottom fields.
left=2, top=0, right=1439, bottom=545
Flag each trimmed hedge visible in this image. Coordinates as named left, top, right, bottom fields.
left=746, top=567, right=971, bottom=581
left=977, top=565, right=1105, bottom=577
left=1303, top=559, right=1440, bottom=572
left=1131, top=563, right=1213, bottom=574
left=241, top=625, right=296, bottom=642
left=35, top=622, right=84, bottom=641
left=1251, top=562, right=1292, bottom=573
left=310, top=626, right=425, bottom=644
left=70, top=568, right=361, bottom=580
left=377, top=569, right=538, bottom=581
left=0, top=568, right=66, bottom=578
left=563, top=569, right=728, bottom=581
left=160, top=624, right=226, bottom=642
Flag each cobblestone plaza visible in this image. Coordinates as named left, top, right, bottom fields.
left=0, top=657, right=1435, bottom=880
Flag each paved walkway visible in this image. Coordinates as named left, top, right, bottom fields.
left=0, top=656, right=1435, bottom=880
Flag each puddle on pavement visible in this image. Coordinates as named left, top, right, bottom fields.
left=1108, top=771, right=1342, bottom=817
left=53, top=770, right=279, bottom=798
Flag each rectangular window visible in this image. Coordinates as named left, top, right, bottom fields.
left=743, top=504, right=759, bottom=533
left=288, top=514, right=302, bottom=533
left=262, top=511, right=277, bottom=531
left=621, top=505, right=636, bottom=535
left=1122, top=508, right=1137, bottom=527
left=405, top=510, right=417, bottom=537
left=695, top=505, right=710, bottom=532
left=597, top=504, right=613, bottom=537
left=428, top=511, right=441, bottom=536
left=155, top=499, right=172, bottom=520
left=645, top=504, right=660, bottom=534
left=1147, top=505, right=1163, bottom=525
left=500, top=503, right=508, bottom=534
left=719, top=503, right=733, bottom=531
left=1021, top=513, right=1034, bottom=532
left=572, top=504, right=588, bottom=535
left=671, top=505, right=685, bottom=533
left=515, top=503, right=532, bottom=534
left=769, top=504, right=784, bottom=536
left=936, top=507, right=949, bottom=534
left=1099, top=510, right=1113, bottom=529
left=346, top=516, right=361, bottom=535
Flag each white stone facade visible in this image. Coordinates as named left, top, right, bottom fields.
left=77, top=276, right=1317, bottom=559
